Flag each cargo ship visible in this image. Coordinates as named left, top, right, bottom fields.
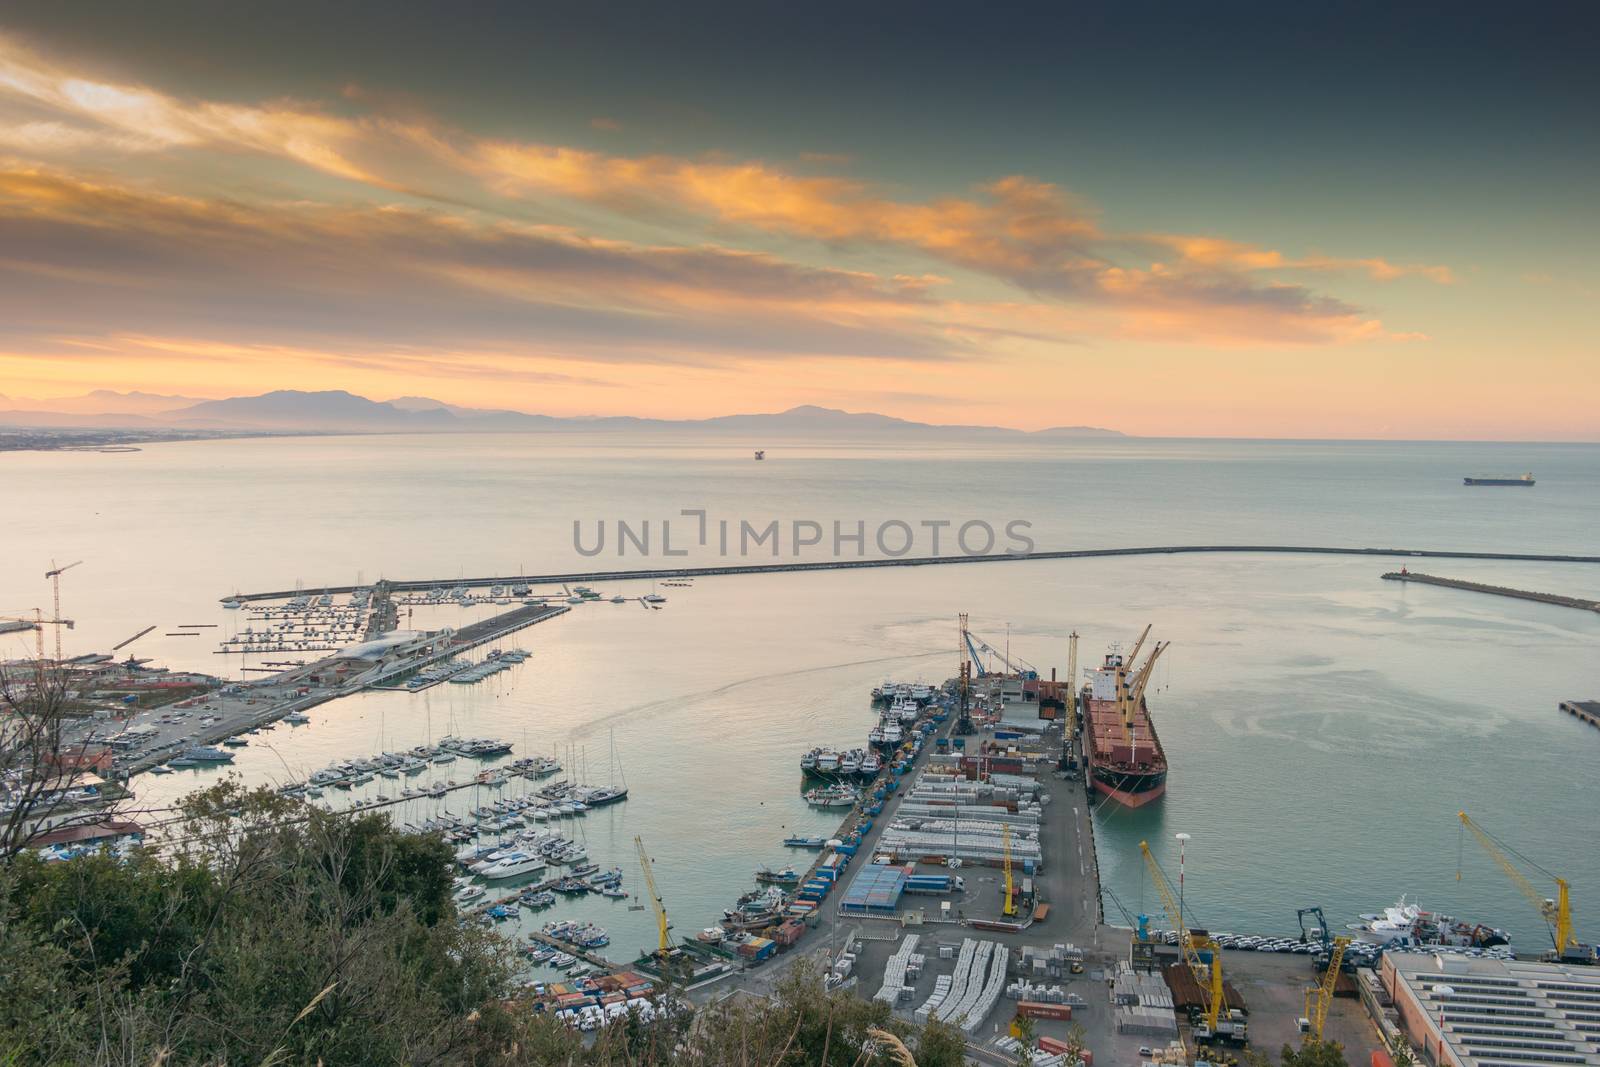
left=1081, top=629, right=1168, bottom=807
left=1463, top=473, right=1534, bottom=486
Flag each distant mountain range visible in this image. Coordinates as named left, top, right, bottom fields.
left=0, top=389, right=1123, bottom=437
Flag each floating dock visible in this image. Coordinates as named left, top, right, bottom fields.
left=1559, top=700, right=1600, bottom=731
left=1382, top=571, right=1600, bottom=613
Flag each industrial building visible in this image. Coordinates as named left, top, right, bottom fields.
left=1382, top=952, right=1600, bottom=1066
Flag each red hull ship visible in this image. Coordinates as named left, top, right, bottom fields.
left=1081, top=628, right=1168, bottom=807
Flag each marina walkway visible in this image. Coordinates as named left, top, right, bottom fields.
left=226, top=543, right=1600, bottom=602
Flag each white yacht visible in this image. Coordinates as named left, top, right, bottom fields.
left=479, top=852, right=548, bottom=880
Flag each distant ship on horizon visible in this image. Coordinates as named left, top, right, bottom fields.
left=1463, top=472, right=1535, bottom=486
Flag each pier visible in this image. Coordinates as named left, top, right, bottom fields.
left=1381, top=570, right=1600, bottom=612
left=225, top=543, right=1600, bottom=603
left=115, top=603, right=569, bottom=775
left=1559, top=700, right=1600, bottom=731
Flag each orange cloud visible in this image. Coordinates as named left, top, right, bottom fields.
left=0, top=30, right=1444, bottom=352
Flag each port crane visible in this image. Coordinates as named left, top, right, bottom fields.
left=959, top=615, right=1037, bottom=678
left=43, top=560, right=82, bottom=663
left=1301, top=934, right=1350, bottom=1041
left=635, top=834, right=672, bottom=953
left=1139, top=840, right=1246, bottom=1045
left=1457, top=811, right=1590, bottom=962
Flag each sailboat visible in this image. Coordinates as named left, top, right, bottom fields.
left=579, top=730, right=628, bottom=806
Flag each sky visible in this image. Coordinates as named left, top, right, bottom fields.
left=0, top=1, right=1596, bottom=438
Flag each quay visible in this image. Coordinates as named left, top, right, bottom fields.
left=1560, top=700, right=1600, bottom=731
left=1382, top=570, right=1600, bottom=612
left=225, top=543, right=1600, bottom=602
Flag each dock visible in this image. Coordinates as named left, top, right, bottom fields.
left=1382, top=571, right=1600, bottom=612
left=1559, top=700, right=1600, bottom=731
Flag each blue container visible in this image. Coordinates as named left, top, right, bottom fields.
left=953, top=738, right=966, bottom=750
left=835, top=843, right=857, bottom=856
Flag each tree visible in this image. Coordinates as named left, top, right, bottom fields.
left=1277, top=1038, right=1352, bottom=1067
left=0, top=662, right=130, bottom=860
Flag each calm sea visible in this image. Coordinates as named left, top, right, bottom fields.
left=5, top=434, right=1598, bottom=958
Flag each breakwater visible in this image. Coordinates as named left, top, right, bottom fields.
left=227, top=544, right=1600, bottom=602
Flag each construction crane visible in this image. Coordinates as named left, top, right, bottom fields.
left=1, top=610, right=73, bottom=661
left=1002, top=823, right=1016, bottom=917
left=1457, top=811, right=1587, bottom=961
left=1301, top=935, right=1351, bottom=1041
left=1139, top=840, right=1245, bottom=1045
left=43, top=560, right=82, bottom=662
left=635, top=834, right=672, bottom=953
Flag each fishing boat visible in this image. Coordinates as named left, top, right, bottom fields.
left=782, top=835, right=826, bottom=849
left=803, top=784, right=858, bottom=809
left=755, top=865, right=801, bottom=886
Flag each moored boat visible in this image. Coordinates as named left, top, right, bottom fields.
left=1082, top=628, right=1169, bottom=807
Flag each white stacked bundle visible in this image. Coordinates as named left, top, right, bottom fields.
left=934, top=939, right=985, bottom=1023
left=913, top=974, right=953, bottom=1023
left=873, top=934, right=922, bottom=1004
left=961, top=944, right=1010, bottom=1033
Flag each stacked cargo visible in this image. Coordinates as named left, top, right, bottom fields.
left=1005, top=979, right=1078, bottom=1004
left=735, top=936, right=776, bottom=961
left=914, top=974, right=954, bottom=1023
left=873, top=934, right=923, bottom=1004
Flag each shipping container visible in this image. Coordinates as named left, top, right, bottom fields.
left=1015, top=1001, right=1072, bottom=1021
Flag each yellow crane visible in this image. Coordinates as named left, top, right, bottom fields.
left=1458, top=811, right=1578, bottom=959
left=43, top=560, right=82, bottom=663
left=1302, top=935, right=1350, bottom=1041
left=1121, top=641, right=1168, bottom=748
left=1139, top=840, right=1244, bottom=1044
left=1002, top=823, right=1016, bottom=917
left=635, top=834, right=672, bottom=953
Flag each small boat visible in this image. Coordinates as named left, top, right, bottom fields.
left=783, top=835, right=826, bottom=849
left=548, top=952, right=576, bottom=968
left=755, top=865, right=802, bottom=887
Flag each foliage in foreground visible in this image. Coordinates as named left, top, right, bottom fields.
left=0, top=780, right=968, bottom=1066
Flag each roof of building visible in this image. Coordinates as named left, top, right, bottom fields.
left=840, top=863, right=910, bottom=913
left=335, top=630, right=431, bottom=660
left=1388, top=952, right=1600, bottom=1066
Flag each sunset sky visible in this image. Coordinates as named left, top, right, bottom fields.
left=1, top=3, right=1595, bottom=438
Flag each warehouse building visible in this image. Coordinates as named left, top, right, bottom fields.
left=1382, top=952, right=1600, bottom=1066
